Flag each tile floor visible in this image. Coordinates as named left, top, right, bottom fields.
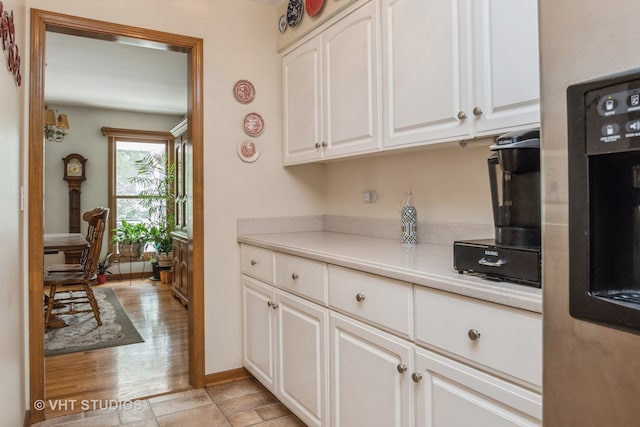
left=32, top=378, right=307, bottom=426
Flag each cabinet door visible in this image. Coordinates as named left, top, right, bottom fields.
left=414, top=347, right=541, bottom=426
left=283, top=36, right=324, bottom=164
left=276, top=291, right=329, bottom=427
left=179, top=240, right=188, bottom=299
left=323, top=1, right=380, bottom=158
left=330, top=312, right=412, bottom=427
left=472, top=0, right=540, bottom=135
left=381, top=0, right=470, bottom=148
left=242, top=276, right=277, bottom=393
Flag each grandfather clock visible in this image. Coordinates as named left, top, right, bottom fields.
left=62, top=153, right=87, bottom=262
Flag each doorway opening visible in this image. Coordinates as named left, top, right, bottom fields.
left=28, top=9, right=204, bottom=424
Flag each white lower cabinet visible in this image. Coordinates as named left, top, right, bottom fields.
left=242, top=246, right=542, bottom=427
left=330, top=312, right=413, bottom=427
left=414, top=347, right=541, bottom=426
left=242, top=276, right=277, bottom=393
left=276, top=291, right=329, bottom=427
left=242, top=275, right=329, bottom=427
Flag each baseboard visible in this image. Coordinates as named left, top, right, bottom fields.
left=205, top=368, right=252, bottom=388
left=107, top=272, right=150, bottom=281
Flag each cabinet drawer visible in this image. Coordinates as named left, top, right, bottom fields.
left=240, top=245, right=274, bottom=283
left=275, top=253, right=328, bottom=305
left=415, top=286, right=541, bottom=388
left=328, top=265, right=413, bottom=339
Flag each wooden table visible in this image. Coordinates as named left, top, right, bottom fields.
left=44, top=233, right=88, bottom=259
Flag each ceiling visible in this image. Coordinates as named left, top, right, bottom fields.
left=45, top=31, right=188, bottom=115
left=44, top=1, right=281, bottom=116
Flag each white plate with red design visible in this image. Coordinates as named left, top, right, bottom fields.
left=237, top=140, right=260, bottom=163
left=243, top=112, right=264, bottom=137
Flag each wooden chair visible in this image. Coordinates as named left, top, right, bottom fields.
left=46, top=207, right=109, bottom=274
left=44, top=208, right=109, bottom=327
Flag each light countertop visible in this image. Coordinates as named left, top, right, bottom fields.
left=238, top=231, right=542, bottom=313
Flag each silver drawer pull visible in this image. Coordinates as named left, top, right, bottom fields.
left=397, top=363, right=408, bottom=373
left=468, top=329, right=481, bottom=341
left=478, top=257, right=506, bottom=268
left=250, top=260, right=257, bottom=266
left=356, top=293, right=366, bottom=302
left=412, top=372, right=423, bottom=383
left=291, top=273, right=299, bottom=280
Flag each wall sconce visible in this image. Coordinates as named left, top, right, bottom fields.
left=44, top=107, right=70, bottom=143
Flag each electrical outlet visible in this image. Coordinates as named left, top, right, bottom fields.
left=363, top=191, right=378, bottom=203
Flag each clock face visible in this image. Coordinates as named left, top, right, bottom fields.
left=67, top=158, right=82, bottom=177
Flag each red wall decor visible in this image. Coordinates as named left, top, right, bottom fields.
left=0, top=1, right=21, bottom=86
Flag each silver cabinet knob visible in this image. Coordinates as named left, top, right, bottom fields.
left=397, top=364, right=408, bottom=373
left=468, top=329, right=481, bottom=341
left=457, top=111, right=467, bottom=120
left=356, top=293, right=366, bottom=302
left=315, top=142, right=321, bottom=148
left=473, top=107, right=483, bottom=117
left=412, top=372, right=423, bottom=383
left=250, top=260, right=257, bottom=266
left=291, top=273, right=299, bottom=280
left=321, top=141, right=328, bottom=147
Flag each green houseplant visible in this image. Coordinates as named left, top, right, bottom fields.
left=96, top=252, right=113, bottom=284
left=127, top=152, right=176, bottom=278
left=111, top=219, right=149, bottom=258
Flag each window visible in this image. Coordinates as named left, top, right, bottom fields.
left=102, top=128, right=174, bottom=255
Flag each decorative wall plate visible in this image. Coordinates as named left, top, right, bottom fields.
left=233, top=79, right=255, bottom=104
left=238, top=140, right=260, bottom=163
left=243, top=113, right=264, bottom=137
left=287, top=0, right=304, bottom=28
left=278, top=14, right=287, bottom=33
left=305, top=0, right=325, bottom=17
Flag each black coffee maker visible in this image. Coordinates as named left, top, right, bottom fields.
left=488, top=128, right=541, bottom=247
left=453, top=129, right=542, bottom=287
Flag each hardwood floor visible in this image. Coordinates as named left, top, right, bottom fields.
left=45, top=279, right=189, bottom=419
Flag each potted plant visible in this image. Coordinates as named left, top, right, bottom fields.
left=96, top=252, right=113, bottom=284
left=129, top=152, right=176, bottom=263
left=111, top=219, right=149, bottom=258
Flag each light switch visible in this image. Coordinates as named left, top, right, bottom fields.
left=363, top=191, right=378, bottom=203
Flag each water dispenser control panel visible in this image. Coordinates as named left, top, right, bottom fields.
left=586, top=80, right=640, bottom=154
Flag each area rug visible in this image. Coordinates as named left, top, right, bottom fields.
left=45, top=287, right=144, bottom=357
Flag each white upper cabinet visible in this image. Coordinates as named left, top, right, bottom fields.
left=323, top=1, right=380, bottom=159
left=471, top=0, right=540, bottom=135
left=380, top=0, right=470, bottom=148
left=283, top=36, right=324, bottom=164
left=283, top=1, right=380, bottom=165
left=282, top=0, right=540, bottom=162
left=380, top=0, right=540, bottom=149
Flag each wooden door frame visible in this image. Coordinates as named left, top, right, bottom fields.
left=28, top=9, right=204, bottom=424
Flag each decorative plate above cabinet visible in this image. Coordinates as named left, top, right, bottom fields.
left=305, top=0, right=325, bottom=17
left=287, top=0, right=304, bottom=28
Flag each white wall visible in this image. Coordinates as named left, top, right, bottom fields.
left=25, top=0, right=326, bottom=377
left=1, top=0, right=26, bottom=424
left=324, top=140, right=495, bottom=226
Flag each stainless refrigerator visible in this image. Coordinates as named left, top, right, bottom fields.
left=540, top=1, right=640, bottom=425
